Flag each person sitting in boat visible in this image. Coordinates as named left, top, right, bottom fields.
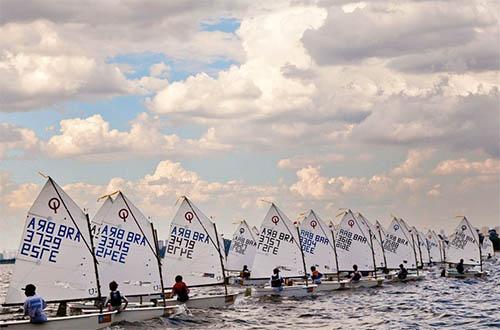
left=172, top=275, right=190, bottom=302
left=397, top=264, right=408, bottom=280
left=487, top=253, right=492, bottom=259
left=22, top=284, right=47, bottom=324
left=240, top=265, right=251, bottom=280
left=456, top=259, right=465, bottom=274
left=270, top=268, right=284, bottom=289
left=106, top=281, right=129, bottom=312
left=310, top=266, right=323, bottom=284
left=350, top=264, right=362, bottom=282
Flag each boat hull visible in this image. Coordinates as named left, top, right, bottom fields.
left=445, top=270, right=486, bottom=278
left=163, top=293, right=238, bottom=308
left=252, top=285, right=317, bottom=297
left=0, top=306, right=177, bottom=330
left=385, top=273, right=426, bottom=282
left=229, top=278, right=270, bottom=286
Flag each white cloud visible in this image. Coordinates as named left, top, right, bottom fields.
left=433, top=158, right=500, bottom=175
left=43, top=113, right=231, bottom=160
left=0, top=123, right=40, bottom=159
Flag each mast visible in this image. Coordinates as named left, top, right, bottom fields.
left=85, top=213, right=103, bottom=312
left=368, top=228, right=378, bottom=279
left=376, top=222, right=388, bottom=269
left=296, top=226, right=309, bottom=286
left=213, top=222, right=229, bottom=295
left=330, top=225, right=341, bottom=282
left=415, top=231, right=424, bottom=267
left=151, top=223, right=167, bottom=307
left=409, top=230, right=420, bottom=276
left=463, top=217, right=483, bottom=272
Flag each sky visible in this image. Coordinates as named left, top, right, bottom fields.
left=0, top=0, right=499, bottom=251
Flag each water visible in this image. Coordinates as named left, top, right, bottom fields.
left=1, top=260, right=499, bottom=329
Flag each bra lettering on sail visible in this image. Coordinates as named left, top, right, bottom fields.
left=118, top=209, right=129, bottom=222
left=48, top=197, right=60, bottom=214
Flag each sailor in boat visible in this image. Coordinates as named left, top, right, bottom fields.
left=310, top=266, right=323, bottom=284
left=397, top=264, right=408, bottom=280
left=270, top=268, right=285, bottom=291
left=240, top=265, right=251, bottom=280
left=106, top=281, right=129, bottom=312
left=350, top=265, right=362, bottom=282
left=456, top=259, right=465, bottom=275
left=22, top=284, right=47, bottom=324
left=172, top=275, right=190, bottom=302
left=487, top=253, right=492, bottom=260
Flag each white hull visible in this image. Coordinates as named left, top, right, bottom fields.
left=252, top=285, right=317, bottom=297
left=0, top=306, right=177, bottom=330
left=229, top=278, right=270, bottom=286
left=163, top=293, right=238, bottom=308
left=346, top=277, right=384, bottom=288
left=385, top=273, right=426, bottom=283
left=445, top=269, right=486, bottom=278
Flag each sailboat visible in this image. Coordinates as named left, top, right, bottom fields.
left=250, top=203, right=317, bottom=297
left=382, top=217, right=424, bottom=282
left=162, top=197, right=238, bottom=308
left=294, top=210, right=343, bottom=291
left=356, top=213, right=386, bottom=269
left=226, top=219, right=259, bottom=285
left=482, top=236, right=496, bottom=262
left=445, top=217, right=485, bottom=278
left=0, top=177, right=178, bottom=330
left=333, top=210, right=383, bottom=288
left=70, top=191, right=166, bottom=312
left=426, top=230, right=444, bottom=264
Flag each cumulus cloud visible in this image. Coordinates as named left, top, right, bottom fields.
left=0, top=123, right=40, bottom=159
left=42, top=113, right=231, bottom=160
left=433, top=158, right=500, bottom=175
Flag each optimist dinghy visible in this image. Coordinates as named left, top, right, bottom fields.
left=226, top=220, right=259, bottom=285
left=382, top=218, right=425, bottom=282
left=249, top=203, right=317, bottom=297
left=445, top=217, right=486, bottom=278
left=162, top=197, right=238, bottom=308
left=0, top=177, right=178, bottom=330
left=482, top=237, right=496, bottom=262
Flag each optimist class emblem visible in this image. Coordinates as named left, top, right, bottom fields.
left=310, top=220, right=318, bottom=229
left=347, top=219, right=355, bottom=228
left=118, top=209, right=129, bottom=222
left=239, top=227, right=245, bottom=234
left=48, top=198, right=61, bottom=214
left=393, top=224, right=400, bottom=231
left=461, top=225, right=467, bottom=231
left=271, top=216, right=279, bottom=225
left=185, top=211, right=194, bottom=223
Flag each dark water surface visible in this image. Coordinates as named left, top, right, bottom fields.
left=1, top=257, right=499, bottom=329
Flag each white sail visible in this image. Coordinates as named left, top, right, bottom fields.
left=251, top=204, right=304, bottom=279
left=383, top=218, right=417, bottom=269
left=163, top=198, right=224, bottom=286
left=416, top=229, right=430, bottom=264
left=482, top=237, right=495, bottom=258
left=226, top=220, right=258, bottom=272
left=399, top=219, right=420, bottom=267
left=426, top=230, right=442, bottom=263
left=335, top=211, right=375, bottom=272
left=91, top=192, right=162, bottom=296
left=446, top=217, right=481, bottom=265
left=5, top=178, right=97, bottom=304
left=356, top=213, right=385, bottom=268
left=299, top=210, right=337, bottom=274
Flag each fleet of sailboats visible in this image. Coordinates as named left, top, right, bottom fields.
left=0, top=177, right=495, bottom=329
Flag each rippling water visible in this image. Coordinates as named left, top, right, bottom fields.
left=1, top=257, right=499, bottom=329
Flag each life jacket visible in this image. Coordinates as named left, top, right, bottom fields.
left=270, top=274, right=283, bottom=287
left=311, top=270, right=323, bottom=280
left=240, top=269, right=251, bottom=279
left=24, top=295, right=47, bottom=323
left=109, top=290, right=122, bottom=307
left=398, top=268, right=408, bottom=279
left=352, top=271, right=361, bottom=281
left=456, top=263, right=464, bottom=274
left=173, top=282, right=189, bottom=302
